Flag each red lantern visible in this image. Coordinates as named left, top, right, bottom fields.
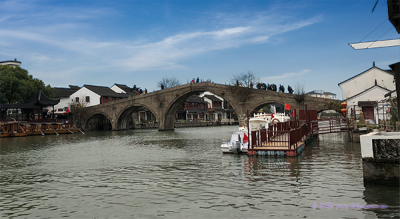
left=341, top=108, right=347, bottom=116
left=341, top=102, right=347, bottom=108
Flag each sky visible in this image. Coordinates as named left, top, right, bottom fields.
left=0, top=0, right=399, bottom=99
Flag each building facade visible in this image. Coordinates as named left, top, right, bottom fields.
left=338, top=62, right=396, bottom=123
left=306, top=90, right=336, bottom=99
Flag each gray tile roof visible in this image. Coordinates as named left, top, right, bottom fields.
left=203, top=95, right=222, bottom=102
left=84, top=85, right=128, bottom=98
left=54, top=86, right=80, bottom=98
left=186, top=95, right=206, bottom=103
left=26, top=89, right=60, bottom=106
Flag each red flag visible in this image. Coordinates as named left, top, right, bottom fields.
left=285, top=103, right=291, bottom=111
left=271, top=112, right=274, bottom=119
left=243, top=133, right=248, bottom=143
left=292, top=109, right=295, bottom=117
left=66, top=107, right=70, bottom=114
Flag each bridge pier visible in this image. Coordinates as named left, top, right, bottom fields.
left=158, top=114, right=175, bottom=131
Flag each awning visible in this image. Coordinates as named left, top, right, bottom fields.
left=349, top=39, right=400, bottom=50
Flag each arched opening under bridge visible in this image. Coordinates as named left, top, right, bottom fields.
left=163, top=90, right=239, bottom=130
left=117, top=106, right=157, bottom=130
left=86, top=113, right=112, bottom=130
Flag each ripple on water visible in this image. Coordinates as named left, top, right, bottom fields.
left=0, top=127, right=398, bottom=218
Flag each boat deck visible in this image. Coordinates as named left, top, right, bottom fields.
left=253, top=140, right=305, bottom=150
left=247, top=122, right=314, bottom=156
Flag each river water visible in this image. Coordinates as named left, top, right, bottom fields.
left=0, top=126, right=399, bottom=218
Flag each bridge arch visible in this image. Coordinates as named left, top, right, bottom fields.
left=162, top=87, right=241, bottom=130
left=116, top=104, right=158, bottom=130
left=86, top=112, right=113, bottom=130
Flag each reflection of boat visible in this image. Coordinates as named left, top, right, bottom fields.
left=222, top=112, right=291, bottom=153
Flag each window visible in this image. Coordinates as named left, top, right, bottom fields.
left=75, top=97, right=79, bottom=102
left=86, top=96, right=90, bottom=102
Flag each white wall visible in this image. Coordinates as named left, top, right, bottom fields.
left=345, top=87, right=392, bottom=122
left=70, top=87, right=101, bottom=107
left=45, top=97, right=71, bottom=112
left=110, top=85, right=126, bottom=93
left=340, top=68, right=395, bottom=100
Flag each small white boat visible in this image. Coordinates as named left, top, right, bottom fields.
left=221, top=130, right=249, bottom=153
left=222, top=112, right=291, bottom=153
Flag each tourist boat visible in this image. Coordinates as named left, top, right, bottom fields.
left=26, top=123, right=44, bottom=136
left=6, top=121, right=29, bottom=137
left=40, top=123, right=57, bottom=135
left=0, top=122, right=10, bottom=138
left=221, top=112, right=291, bottom=153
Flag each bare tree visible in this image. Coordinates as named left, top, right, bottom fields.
left=157, top=77, right=181, bottom=89
left=230, top=71, right=259, bottom=88
left=293, top=82, right=306, bottom=103
left=69, top=96, right=89, bottom=128
left=229, top=71, right=259, bottom=102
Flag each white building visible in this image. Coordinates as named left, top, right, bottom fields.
left=306, top=90, right=336, bottom=99
left=70, top=85, right=128, bottom=107
left=46, top=85, right=80, bottom=114
left=110, top=83, right=140, bottom=95
left=338, top=62, right=396, bottom=123
left=0, top=59, right=21, bottom=68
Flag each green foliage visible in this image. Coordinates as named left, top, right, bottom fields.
left=0, top=65, right=54, bottom=104
left=327, top=100, right=342, bottom=113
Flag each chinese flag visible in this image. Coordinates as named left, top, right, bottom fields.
left=292, top=109, right=295, bottom=117
left=285, top=103, right=291, bottom=111
left=271, top=112, right=274, bottom=119
left=66, top=107, right=70, bottom=114
left=243, top=133, right=248, bottom=143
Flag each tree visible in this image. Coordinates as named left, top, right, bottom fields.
left=229, top=71, right=259, bottom=102
left=0, top=65, right=54, bottom=104
left=293, top=82, right=306, bottom=103
left=69, top=96, right=89, bottom=128
left=230, top=71, right=259, bottom=88
left=157, top=77, right=181, bottom=89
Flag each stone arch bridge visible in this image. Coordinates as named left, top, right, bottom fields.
left=84, top=82, right=340, bottom=131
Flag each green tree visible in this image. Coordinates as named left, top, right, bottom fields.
left=0, top=65, right=54, bottom=104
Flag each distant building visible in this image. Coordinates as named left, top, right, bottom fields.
left=46, top=85, right=81, bottom=114
left=306, top=90, right=336, bottom=99
left=0, top=59, right=21, bottom=68
left=110, top=83, right=140, bottom=96
left=176, top=95, right=208, bottom=121
left=70, top=85, right=128, bottom=107
left=338, top=62, right=396, bottom=122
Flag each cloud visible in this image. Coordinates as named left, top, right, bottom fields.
left=0, top=2, right=322, bottom=79
left=261, top=69, right=310, bottom=80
